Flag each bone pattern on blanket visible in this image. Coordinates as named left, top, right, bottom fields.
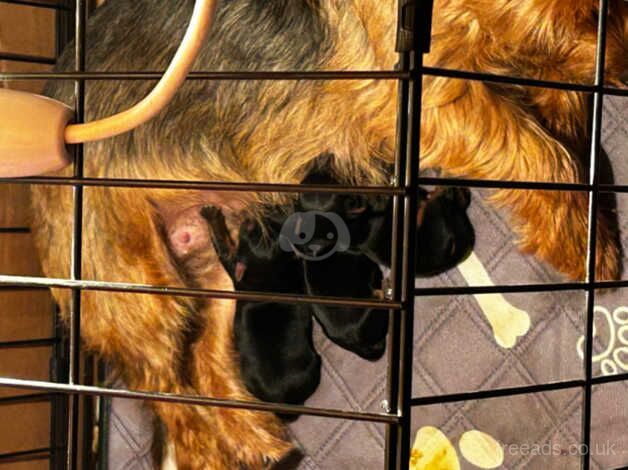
left=456, top=252, right=531, bottom=349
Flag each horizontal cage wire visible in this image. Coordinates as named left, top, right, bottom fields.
left=0, top=68, right=628, bottom=98
left=2, top=175, right=628, bottom=193
left=0, top=0, right=625, bottom=469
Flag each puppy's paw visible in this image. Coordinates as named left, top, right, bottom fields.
left=200, top=205, right=223, bottom=224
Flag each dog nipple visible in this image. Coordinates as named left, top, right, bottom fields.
left=167, top=207, right=211, bottom=259
left=170, top=225, right=197, bottom=257
left=179, top=231, right=192, bottom=245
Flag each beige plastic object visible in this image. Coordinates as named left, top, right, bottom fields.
left=0, top=0, right=216, bottom=177
left=0, top=89, right=74, bottom=177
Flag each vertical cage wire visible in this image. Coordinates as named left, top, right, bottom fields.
left=392, top=40, right=419, bottom=470
left=383, top=55, right=409, bottom=470
left=582, top=0, right=610, bottom=468
left=66, top=0, right=87, bottom=467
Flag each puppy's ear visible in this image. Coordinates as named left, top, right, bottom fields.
left=454, top=188, right=472, bottom=209
left=199, top=206, right=238, bottom=276
left=299, top=165, right=338, bottom=211
left=299, top=192, right=336, bottom=212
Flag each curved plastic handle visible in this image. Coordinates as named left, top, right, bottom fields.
left=65, top=0, right=217, bottom=144
left=0, top=0, right=217, bottom=177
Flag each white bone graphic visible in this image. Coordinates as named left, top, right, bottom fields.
left=457, top=252, right=531, bottom=349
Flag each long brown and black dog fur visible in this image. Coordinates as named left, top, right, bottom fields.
left=30, top=0, right=627, bottom=468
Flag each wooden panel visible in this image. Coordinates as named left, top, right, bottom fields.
left=0, top=4, right=55, bottom=58
left=1, top=5, right=58, bottom=464
left=0, top=291, right=52, bottom=342
left=0, top=233, right=45, bottom=276
left=0, top=348, right=51, bottom=393
left=0, top=401, right=51, bottom=454
left=0, top=2, right=56, bottom=92
left=0, top=230, right=54, bottom=394
left=0, top=461, right=49, bottom=470
left=0, top=185, right=30, bottom=227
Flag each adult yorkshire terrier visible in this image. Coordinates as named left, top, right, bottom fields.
left=30, top=0, right=627, bottom=468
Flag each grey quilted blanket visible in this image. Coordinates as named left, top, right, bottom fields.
left=105, top=97, right=627, bottom=470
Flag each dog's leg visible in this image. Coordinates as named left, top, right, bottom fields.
left=161, top=206, right=292, bottom=468
left=139, top=197, right=291, bottom=468
left=79, top=292, right=237, bottom=470
left=191, top=270, right=293, bottom=469
left=161, top=439, right=177, bottom=470
left=420, top=79, right=620, bottom=280
left=32, top=184, right=285, bottom=469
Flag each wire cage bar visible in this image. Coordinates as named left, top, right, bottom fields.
left=1, top=68, right=628, bottom=98
left=0, top=0, right=626, bottom=468
left=581, top=1, right=611, bottom=469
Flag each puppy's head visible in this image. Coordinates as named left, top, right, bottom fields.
left=416, top=187, right=475, bottom=276
left=279, top=209, right=352, bottom=261
left=301, top=193, right=377, bottom=249
left=335, top=308, right=388, bottom=361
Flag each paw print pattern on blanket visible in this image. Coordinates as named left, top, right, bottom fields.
left=577, top=306, right=628, bottom=375
left=410, top=426, right=460, bottom=470
left=410, top=426, right=504, bottom=470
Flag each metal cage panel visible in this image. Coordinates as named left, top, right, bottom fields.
left=0, top=0, right=626, bottom=469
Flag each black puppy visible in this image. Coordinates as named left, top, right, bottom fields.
left=359, top=186, right=474, bottom=274
left=202, top=206, right=321, bottom=411
left=294, top=169, right=475, bottom=272
left=279, top=178, right=389, bottom=360
left=302, top=252, right=388, bottom=360
left=204, top=172, right=475, bottom=407
left=284, top=169, right=475, bottom=360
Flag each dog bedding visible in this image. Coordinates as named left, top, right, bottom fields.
left=103, top=97, right=627, bottom=470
